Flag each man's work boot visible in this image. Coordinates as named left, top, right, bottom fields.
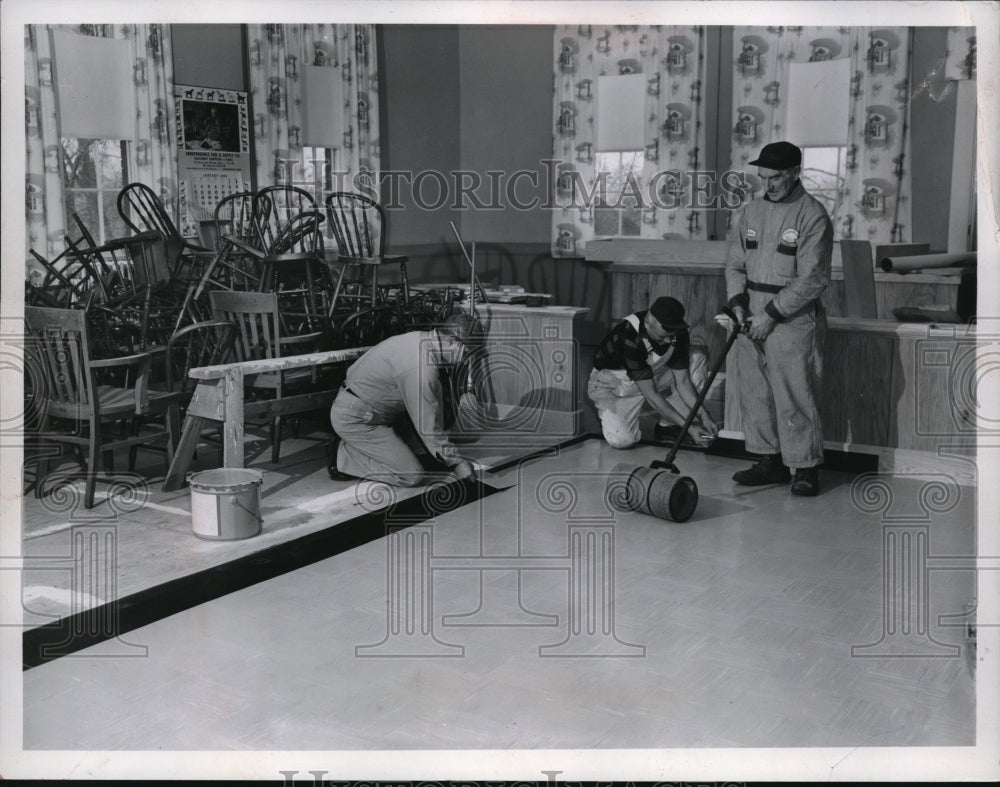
left=732, top=454, right=791, bottom=486
left=791, top=467, right=820, bottom=497
left=327, top=433, right=357, bottom=482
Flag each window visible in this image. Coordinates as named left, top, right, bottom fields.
left=294, top=146, right=335, bottom=201
left=298, top=62, right=346, bottom=231
left=801, top=146, right=848, bottom=226
left=786, top=59, right=851, bottom=232
left=292, top=146, right=342, bottom=240
left=593, top=151, right=644, bottom=236
left=593, top=74, right=647, bottom=238
left=61, top=138, right=130, bottom=243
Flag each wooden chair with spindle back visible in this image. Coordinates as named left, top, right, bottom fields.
left=325, top=191, right=410, bottom=316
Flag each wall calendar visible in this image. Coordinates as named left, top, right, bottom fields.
left=173, top=84, right=251, bottom=240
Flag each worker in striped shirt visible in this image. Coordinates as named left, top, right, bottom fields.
left=588, top=295, right=718, bottom=450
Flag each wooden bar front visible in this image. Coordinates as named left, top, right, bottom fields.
left=586, top=239, right=976, bottom=453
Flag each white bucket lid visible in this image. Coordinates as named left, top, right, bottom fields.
left=188, top=467, right=263, bottom=493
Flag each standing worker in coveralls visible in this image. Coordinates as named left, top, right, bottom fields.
left=722, top=141, right=833, bottom=496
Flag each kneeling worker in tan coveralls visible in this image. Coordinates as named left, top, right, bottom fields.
left=328, top=313, right=478, bottom=487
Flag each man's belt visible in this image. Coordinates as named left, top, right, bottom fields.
left=747, top=279, right=784, bottom=294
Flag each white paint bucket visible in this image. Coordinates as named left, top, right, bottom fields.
left=188, top=468, right=263, bottom=540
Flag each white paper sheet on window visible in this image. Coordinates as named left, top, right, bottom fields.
left=786, top=59, right=850, bottom=146
left=51, top=30, right=135, bottom=139
left=302, top=65, right=345, bottom=147
left=596, top=73, right=646, bottom=152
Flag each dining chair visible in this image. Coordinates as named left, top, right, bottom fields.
left=257, top=208, right=333, bottom=338
left=24, top=305, right=180, bottom=509
left=325, top=191, right=410, bottom=315
left=208, top=290, right=325, bottom=463
left=214, top=191, right=269, bottom=252
left=253, top=185, right=316, bottom=255
left=178, top=192, right=272, bottom=325
left=116, top=182, right=220, bottom=325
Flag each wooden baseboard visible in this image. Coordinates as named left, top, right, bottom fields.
left=713, top=431, right=977, bottom=484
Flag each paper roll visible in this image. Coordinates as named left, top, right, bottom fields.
left=879, top=252, right=977, bottom=273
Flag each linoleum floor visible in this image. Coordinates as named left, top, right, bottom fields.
left=22, top=438, right=978, bottom=754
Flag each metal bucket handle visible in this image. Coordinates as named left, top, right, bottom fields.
left=228, top=494, right=263, bottom=525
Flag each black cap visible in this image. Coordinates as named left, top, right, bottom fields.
left=749, top=140, right=802, bottom=170
left=648, top=296, right=687, bottom=331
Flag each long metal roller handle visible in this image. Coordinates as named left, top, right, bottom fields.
left=653, top=307, right=744, bottom=472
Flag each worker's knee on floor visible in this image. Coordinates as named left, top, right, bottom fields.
left=603, top=428, right=639, bottom=450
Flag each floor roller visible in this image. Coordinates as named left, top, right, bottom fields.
left=608, top=307, right=745, bottom=523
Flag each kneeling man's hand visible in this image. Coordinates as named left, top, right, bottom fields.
left=452, top=459, right=477, bottom=480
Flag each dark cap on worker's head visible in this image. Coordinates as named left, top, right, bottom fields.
left=648, top=296, right=688, bottom=332
left=749, top=140, right=802, bottom=171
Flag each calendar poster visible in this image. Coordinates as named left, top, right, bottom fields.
left=174, top=84, right=251, bottom=239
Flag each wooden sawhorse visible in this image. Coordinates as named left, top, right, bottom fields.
left=162, top=347, right=369, bottom=491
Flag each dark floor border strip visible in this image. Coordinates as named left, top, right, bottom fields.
left=22, top=477, right=509, bottom=670
left=23, top=433, right=880, bottom=669
left=486, top=432, right=596, bottom=474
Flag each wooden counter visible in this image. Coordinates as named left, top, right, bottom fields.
left=586, top=240, right=978, bottom=453
left=720, top=317, right=982, bottom=453
left=588, top=238, right=967, bottom=326
left=823, top=319, right=979, bottom=453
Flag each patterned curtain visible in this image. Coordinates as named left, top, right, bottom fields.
left=551, top=25, right=709, bottom=258
left=731, top=26, right=913, bottom=243
left=24, top=23, right=177, bottom=274
left=25, top=25, right=65, bottom=274
left=246, top=23, right=380, bottom=199
left=944, top=27, right=976, bottom=80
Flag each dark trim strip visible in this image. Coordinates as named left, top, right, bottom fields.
left=486, top=432, right=595, bottom=474
left=23, top=433, right=878, bottom=668
left=23, top=476, right=509, bottom=670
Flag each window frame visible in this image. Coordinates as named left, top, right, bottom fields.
left=60, top=136, right=132, bottom=244
left=799, top=144, right=848, bottom=229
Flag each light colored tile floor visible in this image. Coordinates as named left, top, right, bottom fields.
left=18, top=421, right=574, bottom=623
left=22, top=439, right=977, bottom=752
